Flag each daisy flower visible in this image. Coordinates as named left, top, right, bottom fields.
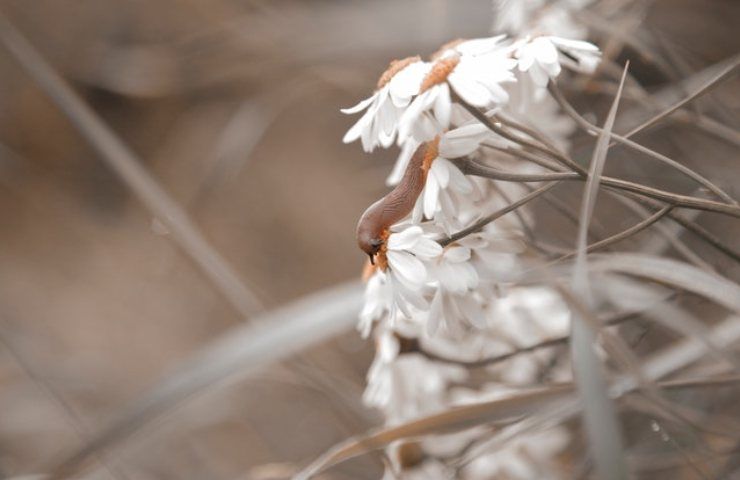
left=409, top=124, right=489, bottom=231
left=342, top=56, right=430, bottom=152
left=426, top=243, right=485, bottom=335
left=363, top=326, right=467, bottom=423
left=380, top=226, right=441, bottom=289
left=363, top=226, right=442, bottom=323
left=398, top=39, right=516, bottom=143
left=515, top=35, right=600, bottom=87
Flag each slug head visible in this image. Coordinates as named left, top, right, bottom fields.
left=356, top=200, right=386, bottom=264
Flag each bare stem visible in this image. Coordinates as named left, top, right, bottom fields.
left=418, top=308, right=648, bottom=369
left=459, top=158, right=740, bottom=219
left=549, top=81, right=737, bottom=205
left=439, top=182, right=559, bottom=246
left=622, top=57, right=740, bottom=139
left=554, top=206, right=673, bottom=262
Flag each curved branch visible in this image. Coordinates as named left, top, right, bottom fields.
left=548, top=81, right=737, bottom=205
left=459, top=158, right=740, bottom=218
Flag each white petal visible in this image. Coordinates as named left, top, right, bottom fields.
left=389, top=62, right=428, bottom=106
left=412, top=113, right=443, bottom=142
left=431, top=158, right=451, bottom=188
left=456, top=35, right=506, bottom=56
left=386, top=139, right=417, bottom=186
left=340, top=94, right=376, bottom=114
left=387, top=251, right=427, bottom=289
left=342, top=114, right=369, bottom=144
left=549, top=36, right=600, bottom=52
left=411, top=192, right=424, bottom=224
left=533, top=38, right=559, bottom=64
left=544, top=58, right=562, bottom=78
left=529, top=62, right=551, bottom=87
left=412, top=237, right=443, bottom=258
left=450, top=75, right=491, bottom=107
left=398, top=279, right=429, bottom=311
left=439, top=125, right=487, bottom=157
left=398, top=91, right=428, bottom=141
left=518, top=51, right=535, bottom=71
left=378, top=332, right=400, bottom=361
left=460, top=297, right=486, bottom=328
left=487, top=82, right=511, bottom=104
left=444, top=245, right=471, bottom=263
left=444, top=159, right=473, bottom=193
left=423, top=176, right=440, bottom=219
left=426, top=290, right=444, bottom=335
left=387, top=226, right=423, bottom=250
left=433, top=84, right=452, bottom=128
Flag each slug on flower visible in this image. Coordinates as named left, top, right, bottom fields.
left=356, top=138, right=439, bottom=265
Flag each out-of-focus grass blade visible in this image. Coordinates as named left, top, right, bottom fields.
left=294, top=385, right=575, bottom=480
left=0, top=11, right=264, bottom=318
left=47, top=281, right=364, bottom=479
left=600, top=274, right=740, bottom=371
left=587, top=253, right=740, bottom=313
left=569, top=62, right=629, bottom=480
left=456, top=315, right=740, bottom=469
left=622, top=55, right=740, bottom=139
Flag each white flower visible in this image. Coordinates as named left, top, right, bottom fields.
left=358, top=271, right=392, bottom=337
left=364, top=226, right=442, bottom=322
left=398, top=81, right=453, bottom=143
left=515, top=35, right=600, bottom=87
left=503, top=70, right=576, bottom=152
left=414, top=157, right=474, bottom=231
left=485, top=286, right=571, bottom=384
left=385, top=225, right=442, bottom=290
left=450, top=50, right=516, bottom=107
left=364, top=327, right=467, bottom=423
left=342, top=57, right=429, bottom=152
left=549, top=36, right=601, bottom=73
left=385, top=105, right=478, bottom=187
left=429, top=245, right=479, bottom=294
left=493, top=0, right=594, bottom=39
left=407, top=124, right=489, bottom=231
left=386, top=137, right=420, bottom=186
left=398, top=45, right=515, bottom=143
left=426, top=244, right=485, bottom=335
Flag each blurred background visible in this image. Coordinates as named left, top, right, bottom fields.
left=0, top=0, right=737, bottom=478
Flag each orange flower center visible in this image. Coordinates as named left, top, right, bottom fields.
left=376, top=56, right=421, bottom=90
left=422, top=136, right=441, bottom=173
left=419, top=55, right=460, bottom=93
left=369, top=229, right=390, bottom=272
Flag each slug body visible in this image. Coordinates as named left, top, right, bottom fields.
left=356, top=140, right=437, bottom=262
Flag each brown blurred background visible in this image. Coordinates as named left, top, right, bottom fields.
left=0, top=0, right=737, bottom=478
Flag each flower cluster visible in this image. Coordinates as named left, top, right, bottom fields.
left=344, top=15, right=601, bottom=480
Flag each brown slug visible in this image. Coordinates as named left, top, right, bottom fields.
left=356, top=138, right=439, bottom=266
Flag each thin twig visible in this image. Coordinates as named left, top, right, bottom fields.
left=622, top=58, right=740, bottom=139
left=606, top=193, right=715, bottom=272
left=554, top=206, right=673, bottom=262
left=439, top=182, right=559, bottom=246
left=459, top=158, right=740, bottom=218
left=458, top=95, right=587, bottom=175
left=417, top=308, right=648, bottom=368
left=549, top=81, right=737, bottom=205
left=609, top=190, right=740, bottom=265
